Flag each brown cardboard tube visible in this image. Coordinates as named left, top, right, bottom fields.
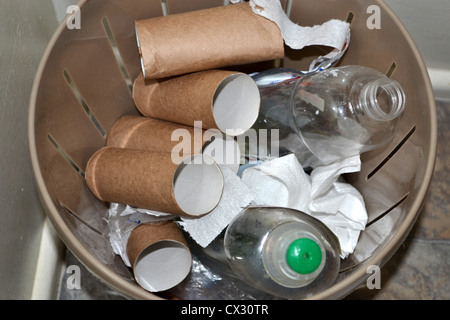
left=107, top=115, right=241, bottom=171
left=126, top=222, right=192, bottom=292
left=135, top=2, right=284, bottom=79
left=85, top=147, right=224, bottom=217
left=133, top=69, right=261, bottom=136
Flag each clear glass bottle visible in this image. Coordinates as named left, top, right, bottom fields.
left=224, top=207, right=341, bottom=299
left=252, top=65, right=406, bottom=168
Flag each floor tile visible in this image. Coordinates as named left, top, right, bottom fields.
left=346, top=239, right=450, bottom=300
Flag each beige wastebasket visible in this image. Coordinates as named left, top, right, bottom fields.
left=29, top=0, right=437, bottom=299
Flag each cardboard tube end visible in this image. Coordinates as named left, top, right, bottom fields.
left=127, top=222, right=192, bottom=292
left=85, top=148, right=106, bottom=200
left=134, top=240, right=191, bottom=292
left=173, top=155, right=224, bottom=217
left=107, top=115, right=144, bottom=148
left=213, top=73, right=260, bottom=136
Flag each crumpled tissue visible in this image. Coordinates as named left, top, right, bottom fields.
left=231, top=0, right=351, bottom=72
left=241, top=154, right=368, bottom=258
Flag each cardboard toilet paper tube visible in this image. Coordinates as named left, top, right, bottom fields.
left=133, top=70, right=261, bottom=136
left=107, top=115, right=215, bottom=156
left=126, top=222, right=192, bottom=292
left=135, top=2, right=284, bottom=79
left=107, top=115, right=241, bottom=171
left=85, top=147, right=224, bottom=217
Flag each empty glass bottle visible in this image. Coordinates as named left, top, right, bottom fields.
left=252, top=65, right=406, bottom=168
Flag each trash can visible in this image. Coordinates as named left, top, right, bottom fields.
left=28, top=0, right=437, bottom=299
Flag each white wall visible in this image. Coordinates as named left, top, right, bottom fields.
left=385, top=0, right=450, bottom=70
left=51, top=0, right=79, bottom=22
left=385, top=0, right=450, bottom=98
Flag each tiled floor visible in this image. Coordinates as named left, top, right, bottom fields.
left=58, top=98, right=449, bottom=300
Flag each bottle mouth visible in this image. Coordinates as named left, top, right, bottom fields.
left=360, top=78, right=406, bottom=121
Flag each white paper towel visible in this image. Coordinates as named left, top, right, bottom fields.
left=178, top=166, right=257, bottom=248
left=231, top=0, right=351, bottom=72
left=308, top=179, right=367, bottom=257
left=241, top=154, right=368, bottom=258
left=241, top=153, right=311, bottom=213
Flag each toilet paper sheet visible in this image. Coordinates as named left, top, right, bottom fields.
left=178, top=166, right=257, bottom=248
left=231, top=0, right=351, bottom=72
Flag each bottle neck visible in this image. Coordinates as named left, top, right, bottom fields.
left=359, top=78, right=406, bottom=121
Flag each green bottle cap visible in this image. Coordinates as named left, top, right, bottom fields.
left=286, top=238, right=323, bottom=275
